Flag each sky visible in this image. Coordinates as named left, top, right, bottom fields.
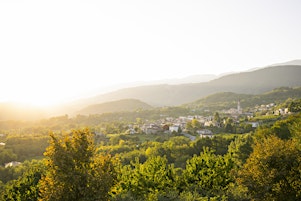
left=1, top=0, right=301, bottom=106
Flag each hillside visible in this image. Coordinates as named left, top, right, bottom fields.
left=186, top=87, right=301, bottom=111
left=80, top=65, right=301, bottom=107
left=1, top=64, right=301, bottom=120
left=77, top=99, right=153, bottom=115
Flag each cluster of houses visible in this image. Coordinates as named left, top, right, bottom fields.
left=130, top=101, right=243, bottom=138
left=249, top=103, right=291, bottom=116
left=1, top=101, right=293, bottom=168
left=128, top=115, right=216, bottom=138
left=127, top=101, right=292, bottom=139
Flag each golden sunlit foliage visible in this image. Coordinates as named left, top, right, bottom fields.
left=39, top=129, right=118, bottom=201
left=238, top=136, right=301, bottom=200
left=0, top=104, right=301, bottom=200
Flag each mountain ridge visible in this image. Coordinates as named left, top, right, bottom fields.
left=81, top=65, right=301, bottom=107
left=76, top=99, right=153, bottom=115
left=1, top=62, right=301, bottom=120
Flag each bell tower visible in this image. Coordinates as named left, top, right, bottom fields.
left=237, top=100, right=242, bottom=114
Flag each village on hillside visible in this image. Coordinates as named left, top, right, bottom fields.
left=0, top=100, right=293, bottom=169
left=124, top=101, right=291, bottom=138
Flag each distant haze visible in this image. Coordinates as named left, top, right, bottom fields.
left=1, top=64, right=301, bottom=120
left=1, top=0, right=301, bottom=106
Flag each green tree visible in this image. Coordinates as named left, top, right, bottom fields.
left=214, top=112, right=221, bottom=125
left=39, top=129, right=118, bottom=201
left=191, top=119, right=201, bottom=130
left=186, top=119, right=201, bottom=134
left=288, top=99, right=301, bottom=112
left=224, top=118, right=234, bottom=133
left=192, top=136, right=232, bottom=156
left=228, top=135, right=253, bottom=167
left=118, top=156, right=177, bottom=200
left=0, top=149, right=17, bottom=166
left=255, top=113, right=301, bottom=140
left=238, top=136, right=301, bottom=200
left=182, top=148, right=235, bottom=198
left=2, top=160, right=45, bottom=201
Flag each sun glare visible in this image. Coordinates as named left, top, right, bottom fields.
left=1, top=91, right=69, bottom=108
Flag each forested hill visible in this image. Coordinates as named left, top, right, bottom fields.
left=186, top=87, right=301, bottom=111
left=207, top=65, right=301, bottom=93
left=82, top=65, right=301, bottom=107
left=77, top=99, right=153, bottom=115
left=1, top=65, right=301, bottom=120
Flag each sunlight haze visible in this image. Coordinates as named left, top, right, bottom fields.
left=1, top=0, right=301, bottom=106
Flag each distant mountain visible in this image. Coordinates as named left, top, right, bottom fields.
left=80, top=74, right=218, bottom=98
left=270, top=59, right=301, bottom=66
left=77, top=99, right=153, bottom=115
left=1, top=62, right=301, bottom=120
left=145, top=74, right=218, bottom=85
left=80, top=65, right=301, bottom=107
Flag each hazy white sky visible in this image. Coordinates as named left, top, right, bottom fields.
left=1, top=0, right=301, bottom=105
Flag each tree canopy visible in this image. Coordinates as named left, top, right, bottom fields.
left=39, top=129, right=118, bottom=201
left=238, top=136, right=301, bottom=200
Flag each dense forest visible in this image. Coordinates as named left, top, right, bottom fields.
left=0, top=96, right=301, bottom=200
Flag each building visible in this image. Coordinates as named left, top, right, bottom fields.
left=5, top=161, right=21, bottom=168
left=247, top=122, right=259, bottom=128
left=169, top=125, right=180, bottom=133
left=197, top=129, right=214, bottom=138
left=142, top=124, right=162, bottom=134
left=237, top=100, right=243, bottom=114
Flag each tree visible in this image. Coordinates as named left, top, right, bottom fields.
left=191, top=119, right=201, bottom=129
left=228, top=135, right=253, bottom=167
left=2, top=160, right=45, bottom=201
left=182, top=148, right=235, bottom=198
left=224, top=118, right=234, bottom=133
left=39, top=129, right=118, bottom=201
left=214, top=112, right=221, bottom=126
left=237, top=136, right=301, bottom=200
left=0, top=149, right=17, bottom=166
left=117, top=156, right=177, bottom=200
left=288, top=99, right=301, bottom=112
left=254, top=113, right=301, bottom=140
left=186, top=119, right=201, bottom=134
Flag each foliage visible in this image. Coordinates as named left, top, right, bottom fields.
left=255, top=113, right=301, bottom=140
left=288, top=98, right=301, bottom=112
left=1, top=160, right=45, bottom=201
left=0, top=96, right=300, bottom=200
left=39, top=129, right=118, bottom=201
left=188, top=87, right=301, bottom=112
left=2, top=134, right=49, bottom=162
left=186, top=119, right=202, bottom=134
left=237, top=136, right=301, bottom=200
left=117, top=156, right=178, bottom=200
left=228, top=134, right=253, bottom=166
left=0, top=160, right=39, bottom=184
left=182, top=148, right=235, bottom=198
left=0, top=148, right=17, bottom=166
left=192, top=136, right=233, bottom=156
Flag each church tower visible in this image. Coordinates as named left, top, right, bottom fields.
left=237, top=100, right=242, bottom=114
